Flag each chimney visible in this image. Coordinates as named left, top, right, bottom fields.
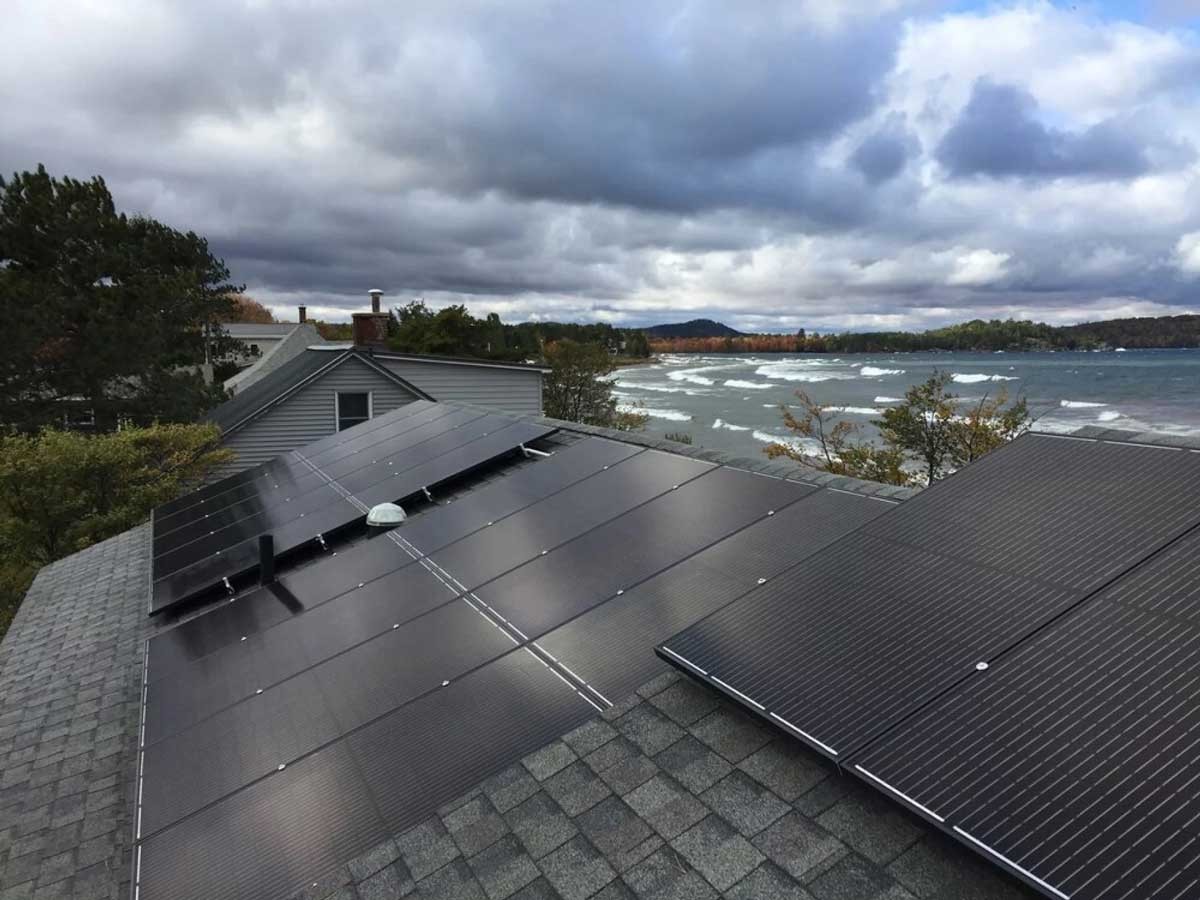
left=298, top=305, right=307, bottom=324
left=353, top=289, right=390, bottom=350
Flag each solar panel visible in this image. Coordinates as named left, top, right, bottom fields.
left=140, top=598, right=518, bottom=834
left=149, top=417, right=554, bottom=612
left=427, top=449, right=712, bottom=591
left=145, top=437, right=641, bottom=677
left=476, top=467, right=814, bottom=639
left=152, top=407, right=487, bottom=570
left=863, top=434, right=1200, bottom=591
left=851, top=525, right=1200, bottom=900
left=136, top=649, right=596, bottom=900
left=536, top=488, right=895, bottom=704
left=659, top=435, right=1200, bottom=761
left=154, top=400, right=443, bottom=522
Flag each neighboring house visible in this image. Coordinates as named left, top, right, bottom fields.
left=218, top=321, right=309, bottom=367
left=205, top=302, right=548, bottom=477
left=222, top=320, right=324, bottom=396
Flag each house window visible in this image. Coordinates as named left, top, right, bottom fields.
left=336, top=392, right=371, bottom=431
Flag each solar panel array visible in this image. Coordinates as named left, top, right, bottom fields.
left=135, top=418, right=902, bottom=900
left=149, top=401, right=553, bottom=612
left=659, top=434, right=1200, bottom=900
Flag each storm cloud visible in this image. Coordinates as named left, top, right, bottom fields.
left=2, top=0, right=1198, bottom=329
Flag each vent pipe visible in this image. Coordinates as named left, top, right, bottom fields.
left=368, top=288, right=383, bottom=313
left=298, top=305, right=307, bottom=324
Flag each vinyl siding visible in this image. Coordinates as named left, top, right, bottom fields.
left=214, top=357, right=419, bottom=479
left=374, top=357, right=542, bottom=415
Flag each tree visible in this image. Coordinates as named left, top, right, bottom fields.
left=0, top=423, right=232, bottom=638
left=542, top=340, right=647, bottom=431
left=0, top=165, right=239, bottom=431
left=764, top=391, right=911, bottom=486
left=875, top=371, right=1031, bottom=484
left=875, top=372, right=960, bottom=485
left=226, top=295, right=275, bottom=324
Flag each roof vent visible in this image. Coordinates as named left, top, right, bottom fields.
left=366, top=502, right=406, bottom=527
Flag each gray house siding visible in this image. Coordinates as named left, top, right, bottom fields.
left=214, top=357, right=420, bottom=478
left=374, top=356, right=543, bottom=415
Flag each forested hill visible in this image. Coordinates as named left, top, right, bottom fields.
left=643, top=319, right=744, bottom=338
left=646, top=314, right=1200, bottom=354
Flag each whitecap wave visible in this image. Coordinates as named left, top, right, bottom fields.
left=1097, top=410, right=1121, bottom=422
left=723, top=379, right=773, bottom=390
left=712, top=418, right=750, bottom=432
left=755, top=359, right=855, bottom=383
left=618, top=405, right=691, bottom=422
left=951, top=373, right=1019, bottom=384
left=874, top=396, right=903, bottom=404
left=825, top=406, right=881, bottom=416
left=614, top=381, right=690, bottom=394
left=667, top=368, right=716, bottom=386
left=860, top=366, right=905, bottom=377
left=1060, top=400, right=1107, bottom=409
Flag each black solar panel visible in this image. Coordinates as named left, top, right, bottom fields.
left=152, top=407, right=488, bottom=572
left=154, top=400, right=443, bottom=522
left=149, top=417, right=553, bottom=612
left=146, top=437, right=638, bottom=677
left=537, top=489, right=894, bottom=704
left=140, top=598, right=518, bottom=834
left=863, top=434, right=1200, bottom=591
left=136, top=649, right=595, bottom=900
left=477, top=467, right=814, bottom=639
left=662, top=531, right=1080, bottom=758
left=428, top=449, right=712, bottom=591
left=852, top=525, right=1200, bottom=900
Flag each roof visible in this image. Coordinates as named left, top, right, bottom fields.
left=224, top=323, right=324, bottom=395
left=204, top=348, right=433, bottom=435
left=10, top=421, right=1183, bottom=900
left=220, top=323, right=304, bottom=339
left=310, top=343, right=552, bottom=373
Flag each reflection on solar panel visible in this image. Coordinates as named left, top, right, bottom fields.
left=149, top=409, right=554, bottom=612
left=658, top=434, right=1200, bottom=900
left=853, top=525, right=1200, bottom=900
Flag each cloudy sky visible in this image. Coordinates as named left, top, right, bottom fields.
left=4, top=1, right=1199, bottom=330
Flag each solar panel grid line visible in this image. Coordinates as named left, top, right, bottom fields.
left=145, top=438, right=634, bottom=677
left=152, top=409, right=492, bottom=571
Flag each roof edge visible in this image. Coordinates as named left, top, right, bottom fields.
left=1066, top=424, right=1200, bottom=451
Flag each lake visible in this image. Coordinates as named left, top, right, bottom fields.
left=612, top=349, right=1200, bottom=459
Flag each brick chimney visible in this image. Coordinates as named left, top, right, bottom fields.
left=353, top=289, right=389, bottom=350
left=298, top=305, right=307, bottom=323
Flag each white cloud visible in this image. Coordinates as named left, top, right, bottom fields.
left=1176, top=231, right=1200, bottom=276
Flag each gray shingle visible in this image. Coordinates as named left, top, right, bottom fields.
left=574, top=797, right=662, bottom=873
left=482, top=766, right=542, bottom=815
left=542, top=762, right=612, bottom=817
left=623, top=775, right=707, bottom=841
left=536, top=836, right=616, bottom=900
left=816, top=782, right=924, bottom=865
left=751, top=814, right=845, bottom=882
left=504, top=793, right=578, bottom=861
left=522, top=742, right=578, bottom=782
left=646, top=680, right=719, bottom=728
left=621, top=846, right=717, bottom=900
left=651, top=736, right=730, bottom=796
left=808, top=853, right=898, bottom=900
left=613, top=705, right=684, bottom=758
left=358, top=861, right=416, bottom=900
left=670, top=815, right=763, bottom=891
left=416, top=856, right=486, bottom=900
left=725, top=862, right=816, bottom=900
left=397, top=817, right=462, bottom=882
left=443, top=796, right=511, bottom=857
left=700, top=770, right=790, bottom=837
left=561, top=720, right=619, bottom=758
left=690, top=706, right=773, bottom=763
left=467, top=835, right=540, bottom=900
left=737, top=740, right=829, bottom=802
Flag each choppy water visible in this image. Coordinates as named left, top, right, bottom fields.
left=613, top=349, right=1200, bottom=459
